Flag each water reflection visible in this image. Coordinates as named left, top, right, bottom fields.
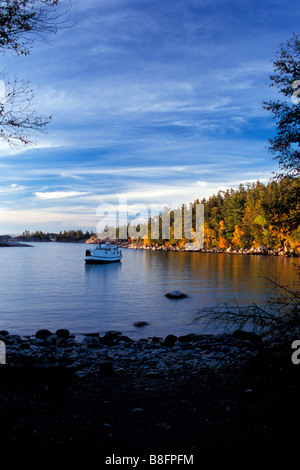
left=0, top=243, right=298, bottom=338
left=140, top=250, right=299, bottom=306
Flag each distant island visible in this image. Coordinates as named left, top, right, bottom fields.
left=0, top=235, right=33, bottom=247
left=17, top=229, right=95, bottom=243
left=0, top=230, right=96, bottom=246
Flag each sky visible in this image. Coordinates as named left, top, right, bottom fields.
left=0, top=0, right=299, bottom=234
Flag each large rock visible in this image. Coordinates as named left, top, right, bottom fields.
left=35, top=329, right=53, bottom=340
left=165, top=290, right=188, bottom=299
left=231, top=329, right=262, bottom=344
left=163, top=334, right=177, bottom=347
left=133, top=321, right=149, bottom=327
left=98, top=331, right=123, bottom=346
left=56, top=329, right=70, bottom=339
left=0, top=330, right=9, bottom=337
left=255, top=246, right=269, bottom=255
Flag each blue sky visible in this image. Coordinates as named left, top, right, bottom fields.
left=0, top=0, right=299, bottom=234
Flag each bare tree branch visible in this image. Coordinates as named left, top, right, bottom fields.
left=0, top=74, right=51, bottom=145
left=193, top=272, right=300, bottom=342
left=0, top=0, right=71, bottom=55
left=0, top=0, right=72, bottom=145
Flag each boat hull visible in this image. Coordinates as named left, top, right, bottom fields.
left=85, top=257, right=122, bottom=264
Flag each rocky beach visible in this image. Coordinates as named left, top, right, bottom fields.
left=0, top=326, right=298, bottom=452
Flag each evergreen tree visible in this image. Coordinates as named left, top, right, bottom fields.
left=263, top=34, right=300, bottom=178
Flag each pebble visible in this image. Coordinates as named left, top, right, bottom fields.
left=2, top=329, right=260, bottom=378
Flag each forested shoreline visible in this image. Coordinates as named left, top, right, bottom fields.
left=112, top=177, right=300, bottom=253
left=7, top=176, right=299, bottom=255
left=196, top=177, right=300, bottom=252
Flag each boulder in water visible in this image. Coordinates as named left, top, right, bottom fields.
left=165, top=290, right=188, bottom=299
left=133, top=321, right=149, bottom=327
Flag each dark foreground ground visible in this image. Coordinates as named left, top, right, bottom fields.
left=0, top=343, right=299, bottom=457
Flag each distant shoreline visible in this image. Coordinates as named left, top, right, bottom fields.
left=0, top=235, right=299, bottom=256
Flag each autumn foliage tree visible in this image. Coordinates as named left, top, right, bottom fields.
left=201, top=178, right=300, bottom=251
left=121, top=177, right=299, bottom=252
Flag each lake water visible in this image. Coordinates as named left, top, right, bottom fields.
left=0, top=243, right=299, bottom=339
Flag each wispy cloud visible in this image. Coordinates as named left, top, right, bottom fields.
left=0, top=184, right=26, bottom=194
left=35, top=191, right=89, bottom=200
left=0, top=0, right=297, bottom=231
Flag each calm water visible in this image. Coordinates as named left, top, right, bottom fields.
left=0, top=243, right=299, bottom=339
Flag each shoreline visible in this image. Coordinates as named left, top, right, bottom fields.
left=0, top=235, right=298, bottom=256
left=1, top=328, right=262, bottom=376
left=125, top=243, right=299, bottom=257
left=87, top=238, right=299, bottom=257
left=0, top=326, right=298, bottom=450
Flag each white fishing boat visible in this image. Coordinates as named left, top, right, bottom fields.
left=85, top=242, right=123, bottom=264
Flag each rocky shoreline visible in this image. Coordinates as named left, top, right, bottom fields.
left=85, top=237, right=299, bottom=256
left=1, top=327, right=299, bottom=450
left=1, top=234, right=298, bottom=256
left=1, top=328, right=261, bottom=380
left=125, top=242, right=299, bottom=257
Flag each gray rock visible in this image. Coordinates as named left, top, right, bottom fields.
left=82, top=336, right=101, bottom=347
left=231, top=329, right=262, bottom=344
left=0, top=330, right=9, bottom=337
left=35, top=329, right=53, bottom=340
left=133, top=321, right=149, bottom=327
left=165, top=290, right=188, bottom=299
left=99, top=331, right=123, bottom=345
left=56, top=329, right=70, bottom=339
left=45, top=334, right=59, bottom=346
left=7, top=334, right=22, bottom=344
left=163, top=334, right=177, bottom=347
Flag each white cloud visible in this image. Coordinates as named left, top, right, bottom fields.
left=0, top=208, right=97, bottom=231
left=0, top=184, right=26, bottom=194
left=35, top=190, right=89, bottom=200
